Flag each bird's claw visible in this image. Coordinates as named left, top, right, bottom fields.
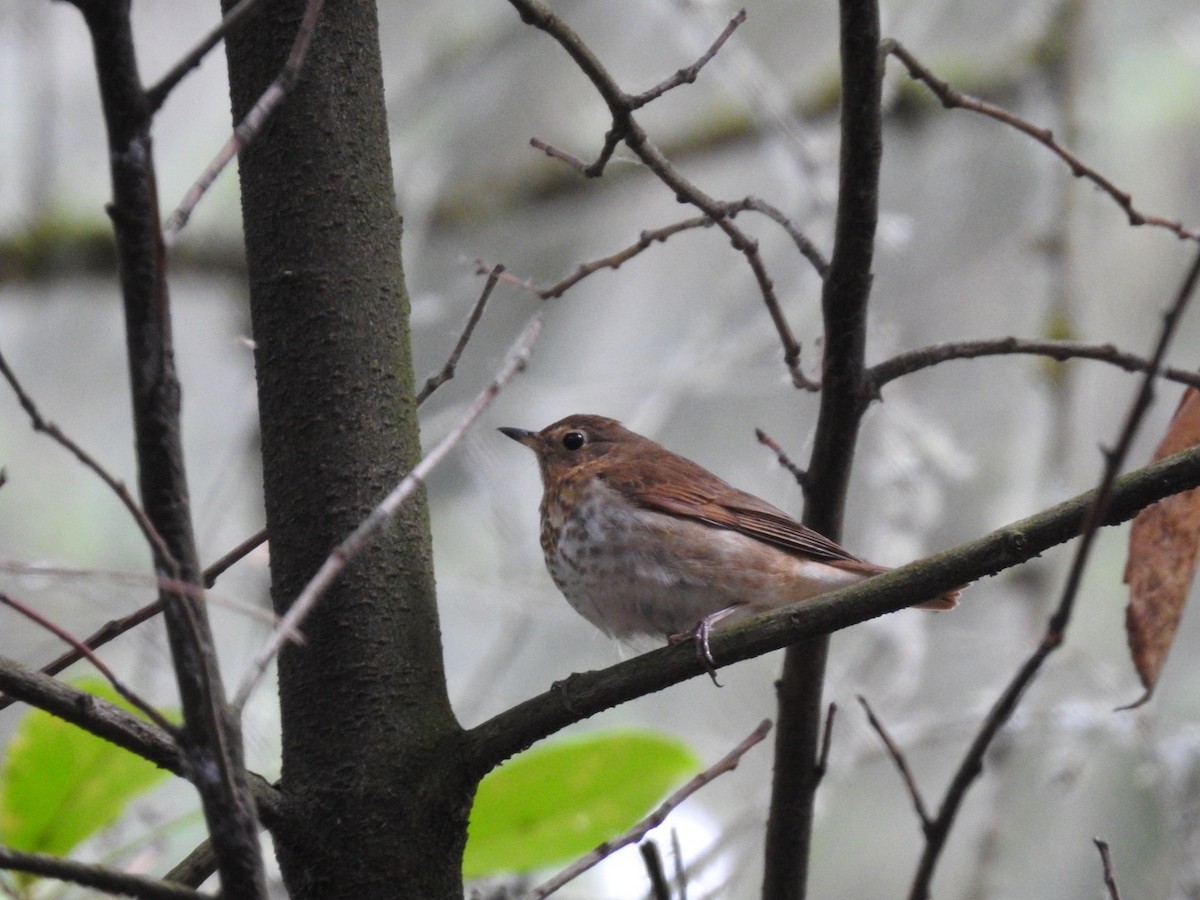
left=669, top=620, right=722, bottom=687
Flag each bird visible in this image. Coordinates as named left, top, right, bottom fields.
left=500, top=414, right=958, bottom=673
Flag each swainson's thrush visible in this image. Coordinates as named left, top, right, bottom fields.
left=501, top=414, right=958, bottom=665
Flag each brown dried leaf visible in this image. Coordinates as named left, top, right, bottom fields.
left=1124, top=388, right=1200, bottom=706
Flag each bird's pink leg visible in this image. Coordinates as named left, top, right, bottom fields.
left=669, top=605, right=742, bottom=687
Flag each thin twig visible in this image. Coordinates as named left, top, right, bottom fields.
left=71, top=2, right=266, bottom=887
left=7, top=600, right=163, bottom=709
left=0, top=654, right=183, bottom=773
left=671, top=828, right=688, bottom=900
left=162, top=0, right=325, bottom=242
left=509, top=0, right=812, bottom=387
left=0, top=845, right=203, bottom=900
left=479, top=216, right=718, bottom=299
left=639, top=840, right=671, bottom=900
left=526, top=718, right=772, bottom=900
left=740, top=197, right=829, bottom=278
left=202, top=527, right=268, bottom=588
left=632, top=139, right=814, bottom=389
left=529, top=137, right=590, bottom=174
left=883, top=39, right=1200, bottom=243
left=231, top=312, right=544, bottom=711
left=755, top=428, right=808, bottom=490
left=866, top=336, right=1200, bottom=395
left=479, top=196, right=828, bottom=300
left=415, top=265, right=504, bottom=406
left=627, top=9, right=747, bottom=109
left=144, top=0, right=267, bottom=111
left=0, top=347, right=174, bottom=570
left=857, top=695, right=931, bottom=829
left=908, top=245, right=1200, bottom=900
left=814, top=702, right=837, bottom=784
left=1093, top=838, right=1123, bottom=900
left=0, top=592, right=176, bottom=733
left=0, top=534, right=272, bottom=715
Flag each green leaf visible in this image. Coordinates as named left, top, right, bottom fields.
left=464, top=730, right=699, bottom=879
left=0, top=676, right=173, bottom=865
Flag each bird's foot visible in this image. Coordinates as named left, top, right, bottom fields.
left=669, top=606, right=740, bottom=687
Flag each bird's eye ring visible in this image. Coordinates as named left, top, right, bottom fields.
left=562, top=431, right=586, bottom=451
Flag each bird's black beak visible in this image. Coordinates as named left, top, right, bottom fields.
left=499, top=426, right=536, bottom=446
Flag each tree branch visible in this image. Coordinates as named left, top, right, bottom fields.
left=0, top=845, right=203, bottom=900
left=507, top=0, right=814, bottom=387
left=0, top=654, right=181, bottom=772
left=1093, top=839, right=1123, bottom=900
left=857, top=695, right=931, bottom=829
left=866, top=336, right=1200, bottom=395
left=0, top=656, right=285, bottom=823
left=526, top=718, right=772, bottom=899
left=466, top=440, right=1200, bottom=770
left=144, top=0, right=268, bottom=111
left=0, top=592, right=175, bottom=734
left=162, top=0, right=325, bottom=242
left=625, top=9, right=746, bottom=109
left=0, top=532, right=268, bottom=715
left=764, top=1, right=884, bottom=896
left=0, top=346, right=174, bottom=569
left=415, top=264, right=504, bottom=405
left=68, top=2, right=266, bottom=892
left=907, top=243, right=1200, bottom=900
left=883, top=39, right=1200, bottom=243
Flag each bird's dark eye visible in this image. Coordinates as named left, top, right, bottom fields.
left=562, top=431, right=586, bottom=451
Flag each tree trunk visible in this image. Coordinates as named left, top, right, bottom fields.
left=222, top=2, right=469, bottom=895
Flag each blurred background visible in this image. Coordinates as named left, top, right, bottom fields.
left=2, top=0, right=1200, bottom=896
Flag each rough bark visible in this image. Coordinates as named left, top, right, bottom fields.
left=222, top=2, right=468, bottom=895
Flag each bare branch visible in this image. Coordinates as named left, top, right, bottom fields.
left=883, top=39, right=1200, bottom=243
left=867, top=336, right=1200, bottom=395
left=671, top=828, right=688, bottom=900
left=231, top=312, right=544, bottom=711
left=145, top=0, right=267, bottom=111
left=765, top=2, right=884, bottom=895
left=467, top=441, right=1200, bottom=777
left=755, top=427, right=808, bottom=490
left=0, top=592, right=176, bottom=733
left=162, top=0, right=325, bottom=242
left=481, top=198, right=826, bottom=305
left=527, top=718, right=772, bottom=899
left=0, top=347, right=174, bottom=570
left=2, top=600, right=163, bottom=713
left=740, top=197, right=829, bottom=279
left=529, top=137, right=591, bottom=175
left=0, top=845, right=203, bottom=900
left=508, top=0, right=811, bottom=387
left=639, top=840, right=671, bottom=900
left=202, top=527, right=268, bottom=588
left=416, top=265, right=504, bottom=406
left=908, top=245, right=1200, bottom=900
left=1093, top=838, right=1123, bottom=900
left=0, top=532, right=269, bottom=715
left=857, top=695, right=931, bottom=829
left=71, top=2, right=268, bottom=886
left=479, top=216, right=715, bottom=300
left=627, top=9, right=747, bottom=109
left=813, top=702, right=837, bottom=784
left=0, top=655, right=181, bottom=773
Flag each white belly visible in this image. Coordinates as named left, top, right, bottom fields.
left=542, top=482, right=867, bottom=639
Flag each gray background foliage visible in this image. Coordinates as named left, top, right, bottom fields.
left=2, top=0, right=1200, bottom=896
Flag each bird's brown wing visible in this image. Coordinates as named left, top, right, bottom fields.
left=605, top=457, right=882, bottom=572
